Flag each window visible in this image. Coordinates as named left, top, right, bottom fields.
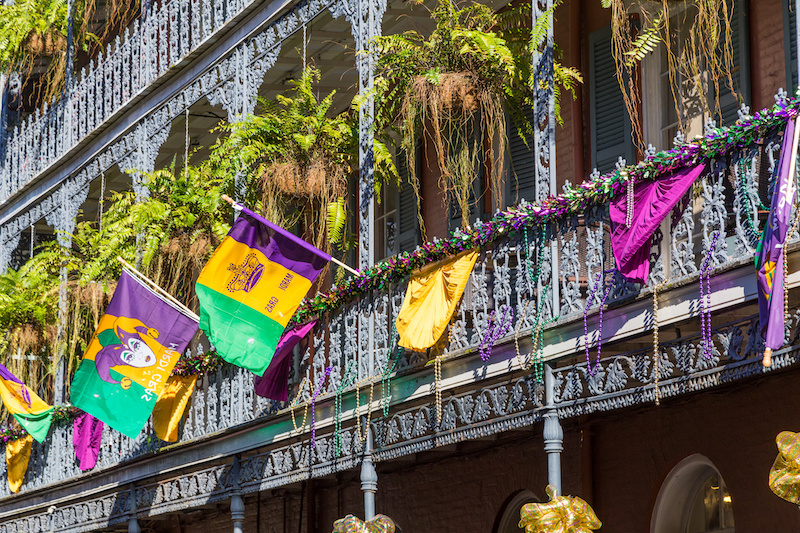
left=642, top=0, right=749, bottom=150
left=651, top=454, right=735, bottom=533
left=376, top=180, right=399, bottom=261
left=784, top=0, right=798, bottom=89
left=589, top=26, right=636, bottom=173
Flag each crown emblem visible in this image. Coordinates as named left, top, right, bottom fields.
left=227, top=253, right=265, bottom=293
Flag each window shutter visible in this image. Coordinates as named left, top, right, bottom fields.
left=508, top=104, right=536, bottom=204
left=397, top=147, right=420, bottom=253
left=589, top=26, right=635, bottom=174
left=785, top=0, right=798, bottom=89
left=716, top=0, right=750, bottom=126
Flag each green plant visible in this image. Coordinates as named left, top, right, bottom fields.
left=373, top=0, right=580, bottom=233
left=602, top=0, right=739, bottom=147
left=0, top=0, right=139, bottom=105
left=209, top=66, right=397, bottom=252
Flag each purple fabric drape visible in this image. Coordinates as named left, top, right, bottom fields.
left=610, top=163, right=707, bottom=282
left=757, top=117, right=799, bottom=352
left=73, top=412, right=104, bottom=471
left=255, top=320, right=318, bottom=402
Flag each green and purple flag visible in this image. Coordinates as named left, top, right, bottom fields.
left=70, top=270, right=198, bottom=439
left=756, top=116, right=800, bottom=354
left=196, top=206, right=329, bottom=376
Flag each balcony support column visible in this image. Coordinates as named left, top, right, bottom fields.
left=45, top=186, right=80, bottom=404
left=361, top=427, right=378, bottom=520
left=532, top=0, right=560, bottom=319
left=231, top=455, right=245, bottom=533
left=543, top=364, right=563, bottom=495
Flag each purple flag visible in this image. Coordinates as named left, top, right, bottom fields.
left=756, top=117, right=799, bottom=356
left=73, top=412, right=104, bottom=471
left=610, top=164, right=707, bottom=282
left=255, top=320, right=318, bottom=402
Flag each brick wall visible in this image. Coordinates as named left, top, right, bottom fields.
left=145, top=366, right=800, bottom=532
left=750, top=0, right=788, bottom=112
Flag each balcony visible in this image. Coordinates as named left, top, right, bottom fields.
left=0, top=97, right=797, bottom=529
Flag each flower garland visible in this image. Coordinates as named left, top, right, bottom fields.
left=292, top=97, right=800, bottom=325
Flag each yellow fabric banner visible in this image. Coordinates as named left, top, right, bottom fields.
left=519, top=485, right=601, bottom=533
left=396, top=250, right=478, bottom=352
left=6, top=434, right=33, bottom=493
left=769, top=430, right=800, bottom=504
left=152, top=375, right=198, bottom=442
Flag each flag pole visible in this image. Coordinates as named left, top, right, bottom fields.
left=220, top=194, right=362, bottom=277
left=116, top=257, right=201, bottom=322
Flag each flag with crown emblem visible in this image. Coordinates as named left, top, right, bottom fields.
left=196, top=206, right=330, bottom=376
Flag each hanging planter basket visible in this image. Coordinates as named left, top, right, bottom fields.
left=412, top=71, right=481, bottom=115
left=22, top=29, right=67, bottom=57
left=263, top=157, right=346, bottom=198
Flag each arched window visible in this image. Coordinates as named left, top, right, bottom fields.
left=651, top=454, right=735, bottom=533
left=494, top=489, right=540, bottom=533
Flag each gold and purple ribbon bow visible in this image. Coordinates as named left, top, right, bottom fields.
left=519, top=485, right=601, bottom=533
left=332, top=514, right=395, bottom=533
left=769, top=430, right=800, bottom=504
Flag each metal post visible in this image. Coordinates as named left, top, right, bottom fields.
left=128, top=518, right=141, bottom=533
left=64, top=0, right=74, bottom=93
left=127, top=485, right=140, bottom=533
left=543, top=364, right=563, bottom=495
left=360, top=427, right=377, bottom=520
left=532, top=0, right=560, bottom=318
left=230, top=456, right=244, bottom=533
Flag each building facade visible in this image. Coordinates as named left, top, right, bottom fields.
left=1, top=0, right=800, bottom=531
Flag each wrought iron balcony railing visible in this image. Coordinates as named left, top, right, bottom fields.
left=0, top=119, right=788, bottom=500
left=0, top=0, right=262, bottom=205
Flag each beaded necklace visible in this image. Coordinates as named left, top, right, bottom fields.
left=584, top=269, right=614, bottom=377
left=652, top=279, right=668, bottom=406
left=381, top=331, right=401, bottom=418
left=699, top=231, right=721, bottom=360
left=434, top=322, right=455, bottom=426
left=523, top=225, right=547, bottom=294
left=514, top=286, right=559, bottom=383
left=290, top=375, right=313, bottom=432
left=334, top=361, right=357, bottom=456
left=479, top=306, right=514, bottom=361
left=310, top=366, right=333, bottom=449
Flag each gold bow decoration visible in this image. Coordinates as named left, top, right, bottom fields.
left=332, top=514, right=395, bottom=533
left=519, top=485, right=601, bottom=533
left=769, top=430, right=800, bottom=504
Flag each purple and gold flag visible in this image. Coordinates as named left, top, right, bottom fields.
left=756, top=117, right=800, bottom=361
left=196, top=206, right=330, bottom=376
left=70, top=270, right=199, bottom=439
left=0, top=363, right=53, bottom=443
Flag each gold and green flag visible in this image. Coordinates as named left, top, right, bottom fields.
left=70, top=269, right=198, bottom=439
left=196, top=205, right=329, bottom=376
left=0, top=363, right=53, bottom=443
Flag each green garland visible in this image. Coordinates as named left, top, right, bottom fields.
left=291, top=96, right=800, bottom=325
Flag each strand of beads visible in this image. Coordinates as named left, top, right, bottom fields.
left=355, top=376, right=375, bottom=444
left=334, top=361, right=357, bottom=457
left=290, top=376, right=312, bottom=432
left=584, top=269, right=614, bottom=376
left=434, top=322, right=455, bottom=427
left=785, top=205, right=800, bottom=326
left=699, top=231, right=721, bottom=360
left=524, top=225, right=547, bottom=294
left=311, top=366, right=333, bottom=449
left=652, top=280, right=668, bottom=406
left=479, top=306, right=514, bottom=362
left=382, top=332, right=401, bottom=418
left=624, top=170, right=634, bottom=227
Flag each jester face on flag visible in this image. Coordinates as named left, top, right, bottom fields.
left=756, top=115, right=800, bottom=367
left=196, top=204, right=330, bottom=376
left=70, top=270, right=198, bottom=438
left=0, top=363, right=53, bottom=443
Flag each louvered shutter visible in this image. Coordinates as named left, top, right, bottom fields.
left=508, top=104, right=536, bottom=204
left=785, top=0, right=798, bottom=89
left=590, top=26, right=635, bottom=174
left=397, top=147, right=420, bottom=253
left=716, top=0, right=750, bottom=126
